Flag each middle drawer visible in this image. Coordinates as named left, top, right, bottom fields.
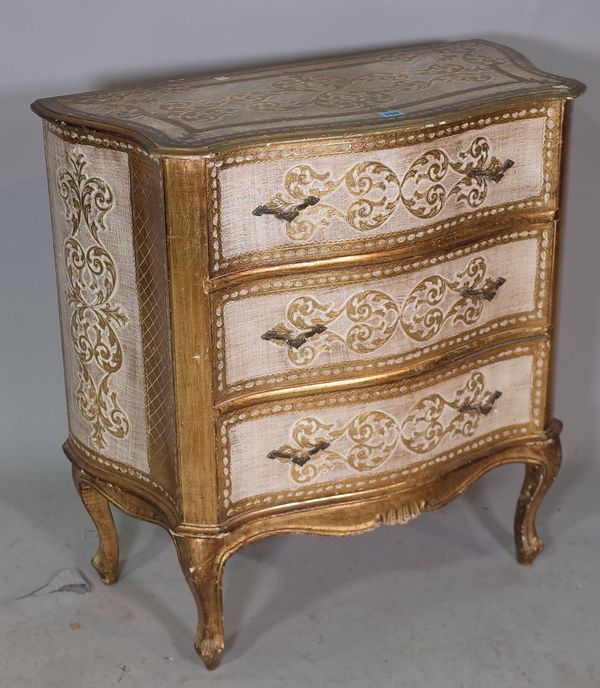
left=213, top=223, right=553, bottom=402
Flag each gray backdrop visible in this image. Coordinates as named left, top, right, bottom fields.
left=1, top=2, right=599, bottom=686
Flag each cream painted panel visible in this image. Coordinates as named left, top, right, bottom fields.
left=218, top=229, right=549, bottom=397
left=216, top=115, right=548, bottom=270
left=220, top=342, right=546, bottom=515
left=44, top=129, right=149, bottom=472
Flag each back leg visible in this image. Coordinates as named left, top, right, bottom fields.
left=514, top=438, right=561, bottom=565
left=72, top=465, right=120, bottom=584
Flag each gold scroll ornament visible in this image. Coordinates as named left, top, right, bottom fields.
left=58, top=153, right=130, bottom=449
left=269, top=370, right=501, bottom=484
left=263, top=255, right=504, bottom=365
left=257, top=136, right=512, bottom=240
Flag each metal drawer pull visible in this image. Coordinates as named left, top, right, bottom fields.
left=459, top=390, right=502, bottom=416
left=252, top=195, right=320, bottom=223
left=467, top=158, right=514, bottom=183
left=262, top=324, right=327, bottom=349
left=462, top=276, right=506, bottom=301
left=267, top=441, right=331, bottom=467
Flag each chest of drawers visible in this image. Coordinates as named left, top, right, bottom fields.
left=32, top=40, right=584, bottom=669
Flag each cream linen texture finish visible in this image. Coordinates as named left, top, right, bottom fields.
left=44, top=129, right=149, bottom=472
left=218, top=117, right=546, bottom=263
left=225, top=353, right=534, bottom=506
left=221, top=236, right=539, bottom=391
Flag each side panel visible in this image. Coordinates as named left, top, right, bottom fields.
left=44, top=125, right=177, bottom=509
left=129, top=151, right=178, bottom=496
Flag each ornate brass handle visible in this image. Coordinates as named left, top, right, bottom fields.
left=267, top=440, right=331, bottom=467
left=262, top=324, right=327, bottom=349
left=459, top=390, right=502, bottom=416
left=252, top=195, right=320, bottom=223
left=461, top=276, right=506, bottom=302
left=467, top=158, right=514, bottom=183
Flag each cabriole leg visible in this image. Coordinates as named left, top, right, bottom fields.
left=514, top=438, right=562, bottom=565
left=173, top=536, right=227, bottom=670
left=72, top=465, right=120, bottom=584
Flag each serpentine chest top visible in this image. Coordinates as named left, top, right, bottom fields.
left=32, top=40, right=584, bottom=669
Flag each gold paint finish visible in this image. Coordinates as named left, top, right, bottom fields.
left=208, top=103, right=562, bottom=276
left=213, top=223, right=554, bottom=403
left=58, top=153, right=130, bottom=449
left=72, top=465, right=120, bottom=584
left=218, top=338, right=550, bottom=519
left=269, top=409, right=400, bottom=484
left=163, top=156, right=219, bottom=526
left=31, top=40, right=585, bottom=154
left=400, top=370, right=502, bottom=453
left=129, top=151, right=178, bottom=497
left=266, top=288, right=400, bottom=364
left=32, top=41, right=584, bottom=670
left=400, top=257, right=505, bottom=342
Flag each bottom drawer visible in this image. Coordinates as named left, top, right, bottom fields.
left=219, top=339, right=549, bottom=518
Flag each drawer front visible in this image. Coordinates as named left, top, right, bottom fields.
left=214, top=225, right=553, bottom=400
left=219, top=340, right=549, bottom=518
left=210, top=104, right=561, bottom=274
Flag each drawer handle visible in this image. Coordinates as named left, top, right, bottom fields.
left=262, top=324, right=327, bottom=349
left=252, top=195, right=320, bottom=223
left=461, top=276, right=506, bottom=302
left=467, top=158, right=514, bottom=183
left=267, top=440, right=331, bottom=467
left=459, top=390, right=502, bottom=416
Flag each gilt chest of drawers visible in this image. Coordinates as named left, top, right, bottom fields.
left=32, top=40, right=584, bottom=669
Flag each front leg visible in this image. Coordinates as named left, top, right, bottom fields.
left=514, top=434, right=562, bottom=565
left=72, top=465, right=120, bottom=584
left=172, top=535, right=227, bottom=670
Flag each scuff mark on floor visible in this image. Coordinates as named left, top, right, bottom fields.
left=117, top=664, right=129, bottom=683
left=11, top=568, right=92, bottom=601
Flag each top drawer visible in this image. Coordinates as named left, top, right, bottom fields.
left=208, top=104, right=562, bottom=275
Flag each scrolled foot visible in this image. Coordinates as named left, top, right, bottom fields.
left=515, top=531, right=544, bottom=565
left=72, top=466, right=120, bottom=584
left=91, top=551, right=119, bottom=585
left=196, top=635, right=225, bottom=670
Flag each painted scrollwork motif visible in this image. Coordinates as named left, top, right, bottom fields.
left=265, top=161, right=402, bottom=241
left=261, top=136, right=510, bottom=241
left=269, top=369, right=502, bottom=483
left=271, top=411, right=400, bottom=484
left=400, top=255, right=504, bottom=341
left=264, top=289, right=400, bottom=366
left=399, top=136, right=507, bottom=219
left=264, top=255, right=504, bottom=363
left=93, top=45, right=509, bottom=133
left=400, top=371, right=499, bottom=454
left=58, top=153, right=130, bottom=449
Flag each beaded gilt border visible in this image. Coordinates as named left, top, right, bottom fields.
left=70, top=435, right=177, bottom=508
left=213, top=225, right=553, bottom=398
left=207, top=102, right=562, bottom=274
left=218, top=339, right=549, bottom=517
left=46, top=120, right=150, bottom=157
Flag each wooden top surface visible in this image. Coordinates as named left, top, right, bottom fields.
left=32, top=40, right=584, bottom=155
